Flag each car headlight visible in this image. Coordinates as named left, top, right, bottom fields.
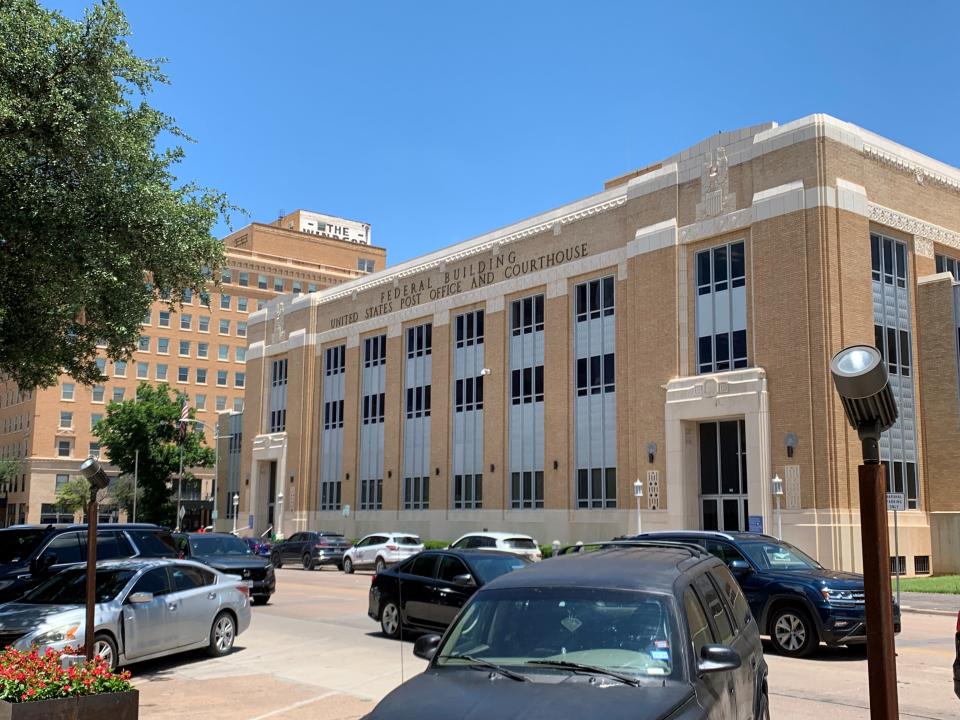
left=33, top=624, right=80, bottom=645
left=821, top=588, right=858, bottom=605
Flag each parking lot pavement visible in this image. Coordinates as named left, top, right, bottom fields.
left=130, top=568, right=959, bottom=720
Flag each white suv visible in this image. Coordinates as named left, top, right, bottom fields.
left=342, top=532, right=425, bottom=574
left=448, top=532, right=542, bottom=561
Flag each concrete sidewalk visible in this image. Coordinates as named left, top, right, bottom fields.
left=898, top=591, right=959, bottom=616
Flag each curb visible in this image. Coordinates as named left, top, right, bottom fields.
left=900, top=606, right=956, bottom=617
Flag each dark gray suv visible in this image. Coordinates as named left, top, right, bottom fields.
left=366, top=541, right=769, bottom=720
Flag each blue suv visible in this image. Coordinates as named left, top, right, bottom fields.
left=634, top=531, right=901, bottom=657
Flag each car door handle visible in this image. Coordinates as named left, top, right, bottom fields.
left=207, top=592, right=217, bottom=600
left=168, top=603, right=178, bottom=611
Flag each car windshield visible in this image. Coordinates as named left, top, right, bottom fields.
left=394, top=536, right=421, bottom=546
left=0, top=529, right=49, bottom=564
left=437, top=587, right=680, bottom=681
left=504, top=538, right=537, bottom=550
left=189, top=535, right=252, bottom=557
left=469, top=555, right=530, bottom=583
left=740, top=540, right=821, bottom=570
left=20, top=567, right=136, bottom=604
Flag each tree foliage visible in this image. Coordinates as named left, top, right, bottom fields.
left=93, top=382, right=214, bottom=525
left=0, top=457, right=22, bottom=492
left=0, top=0, right=235, bottom=388
left=54, top=476, right=92, bottom=515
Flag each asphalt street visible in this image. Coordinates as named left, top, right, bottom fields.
left=128, top=568, right=959, bottom=719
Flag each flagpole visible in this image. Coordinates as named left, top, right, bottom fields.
left=175, top=396, right=188, bottom=532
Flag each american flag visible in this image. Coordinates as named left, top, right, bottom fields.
left=178, top=398, right=189, bottom=443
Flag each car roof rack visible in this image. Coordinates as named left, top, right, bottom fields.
left=556, top=539, right=710, bottom=558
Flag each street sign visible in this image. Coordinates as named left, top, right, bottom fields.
left=887, top=493, right=905, bottom=512
left=247, top=514, right=254, bottom=530
left=177, top=505, right=186, bottom=519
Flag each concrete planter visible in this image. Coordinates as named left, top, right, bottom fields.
left=0, top=689, right=138, bottom=720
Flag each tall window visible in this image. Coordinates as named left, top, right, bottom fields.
left=871, top=233, right=919, bottom=508
left=453, top=474, right=482, bottom=510
left=406, top=324, right=433, bottom=358
left=359, top=336, right=387, bottom=511
left=454, top=376, right=484, bottom=412
left=269, top=359, right=288, bottom=433
left=364, top=335, right=386, bottom=367
left=320, top=343, right=347, bottom=511
left=324, top=345, right=346, bottom=376
left=362, top=393, right=385, bottom=424
left=696, top=240, right=747, bottom=373
left=509, top=294, right=545, bottom=509
left=452, top=310, right=485, bottom=510
left=403, top=323, right=432, bottom=510
left=403, top=477, right=429, bottom=510
left=455, top=310, right=484, bottom=348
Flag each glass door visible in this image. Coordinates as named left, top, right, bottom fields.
left=699, top=420, right=748, bottom=532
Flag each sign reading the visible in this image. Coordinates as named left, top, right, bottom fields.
left=886, top=493, right=905, bottom=512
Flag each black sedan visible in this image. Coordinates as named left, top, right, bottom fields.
left=369, top=549, right=530, bottom=639
left=175, top=532, right=276, bottom=605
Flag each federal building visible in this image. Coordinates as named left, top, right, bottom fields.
left=239, top=114, right=960, bottom=575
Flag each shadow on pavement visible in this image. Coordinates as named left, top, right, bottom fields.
left=762, top=639, right=867, bottom=662
left=125, top=645, right=247, bottom=680
left=364, top=630, right=426, bottom=645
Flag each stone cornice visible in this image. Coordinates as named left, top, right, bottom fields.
left=866, top=203, right=960, bottom=258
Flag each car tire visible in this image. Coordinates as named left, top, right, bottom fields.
left=271, top=552, right=283, bottom=569
left=251, top=595, right=269, bottom=606
left=208, top=611, right=237, bottom=657
left=343, top=557, right=354, bottom=574
left=93, top=633, right=118, bottom=671
left=375, top=557, right=386, bottom=574
left=758, top=691, right=770, bottom=720
left=769, top=606, right=818, bottom=658
left=302, top=553, right=315, bottom=571
left=380, top=599, right=401, bottom=639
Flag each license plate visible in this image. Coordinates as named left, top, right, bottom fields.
left=244, top=580, right=254, bottom=588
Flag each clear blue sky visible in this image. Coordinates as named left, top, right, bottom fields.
left=47, top=1, right=960, bottom=264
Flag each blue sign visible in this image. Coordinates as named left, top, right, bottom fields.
left=748, top=515, right=764, bottom=534
left=247, top=514, right=254, bottom=530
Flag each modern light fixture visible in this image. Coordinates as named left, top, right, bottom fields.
left=647, top=442, right=657, bottom=464
left=830, top=345, right=897, bottom=460
left=633, top=478, right=644, bottom=536
left=553, top=460, right=558, bottom=470
left=785, top=432, right=798, bottom=459
left=78, top=457, right=111, bottom=660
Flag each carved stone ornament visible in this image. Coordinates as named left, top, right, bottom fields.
left=271, top=302, right=287, bottom=344
left=867, top=203, right=960, bottom=255
left=696, top=146, right=737, bottom=221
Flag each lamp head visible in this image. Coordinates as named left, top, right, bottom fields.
left=79, top=457, right=110, bottom=490
left=633, top=478, right=644, bottom=497
left=830, top=345, right=898, bottom=440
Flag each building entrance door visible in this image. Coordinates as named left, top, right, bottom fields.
left=267, top=461, right=277, bottom=528
left=699, top=419, right=748, bottom=532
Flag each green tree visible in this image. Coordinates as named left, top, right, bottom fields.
left=93, top=382, right=214, bottom=525
left=0, top=457, right=22, bottom=493
left=0, top=0, right=235, bottom=389
left=105, top=474, right=141, bottom=519
left=54, top=476, right=92, bottom=516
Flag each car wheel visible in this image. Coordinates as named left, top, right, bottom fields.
left=375, top=557, right=386, bottom=574
left=769, top=606, right=818, bottom=658
left=302, top=553, right=315, bottom=571
left=93, top=633, right=118, bottom=671
left=343, top=557, right=354, bottom=574
left=251, top=595, right=269, bottom=606
left=208, top=611, right=237, bottom=657
left=271, top=552, right=283, bottom=569
left=380, top=600, right=401, bottom=639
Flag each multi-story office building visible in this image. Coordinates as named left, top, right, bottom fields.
left=241, top=114, right=960, bottom=575
left=0, top=210, right=385, bottom=527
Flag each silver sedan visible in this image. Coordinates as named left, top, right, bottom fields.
left=0, top=558, right=251, bottom=669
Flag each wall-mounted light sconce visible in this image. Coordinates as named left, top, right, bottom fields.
left=289, top=475, right=294, bottom=484
left=435, top=467, right=440, bottom=476
left=245, top=477, right=249, bottom=486
left=553, top=460, right=558, bottom=470
left=785, top=433, right=798, bottom=459
left=345, top=472, right=350, bottom=481
left=647, top=442, right=657, bottom=464
left=387, top=470, right=392, bottom=478
left=490, top=464, right=495, bottom=473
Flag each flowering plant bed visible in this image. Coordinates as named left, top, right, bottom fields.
left=0, top=647, right=137, bottom=719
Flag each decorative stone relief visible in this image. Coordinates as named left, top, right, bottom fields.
left=646, top=470, right=660, bottom=511
left=863, top=143, right=960, bottom=193
left=271, top=303, right=287, bottom=345
left=784, top=464, right=801, bottom=510
left=696, top=146, right=737, bottom=221
left=867, top=203, right=960, bottom=253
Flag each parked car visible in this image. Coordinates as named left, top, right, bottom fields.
left=954, top=610, right=960, bottom=699
left=270, top=531, right=352, bottom=570
left=0, top=524, right=178, bottom=603
left=369, top=549, right=530, bottom=639
left=367, top=540, right=769, bottom=720
left=342, top=532, right=424, bottom=574
left=244, top=537, right=272, bottom=557
left=0, top=558, right=251, bottom=669
left=448, top=532, right=542, bottom=562
left=634, top=530, right=902, bottom=657
left=174, top=533, right=275, bottom=605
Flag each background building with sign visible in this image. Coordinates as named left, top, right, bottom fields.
left=238, top=114, right=960, bottom=576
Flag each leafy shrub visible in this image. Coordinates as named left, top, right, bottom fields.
left=423, top=540, right=450, bottom=550
left=0, top=647, right=132, bottom=703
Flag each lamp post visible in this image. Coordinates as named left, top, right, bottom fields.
left=232, top=492, right=239, bottom=535
left=78, top=457, right=110, bottom=661
left=830, top=344, right=899, bottom=720
left=771, top=474, right=784, bottom=539
left=276, top=492, right=284, bottom=539
left=633, top=478, right=644, bottom=536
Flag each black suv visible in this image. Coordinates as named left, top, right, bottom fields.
left=270, top=531, right=352, bottom=570
left=635, top=531, right=902, bottom=657
left=368, top=541, right=769, bottom=720
left=174, top=532, right=275, bottom=605
left=0, top=524, right=178, bottom=602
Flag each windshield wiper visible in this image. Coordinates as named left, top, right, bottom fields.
left=444, top=654, right=529, bottom=682
left=525, top=659, right=641, bottom=686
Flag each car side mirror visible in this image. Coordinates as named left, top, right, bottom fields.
left=727, top=559, right=751, bottom=575
left=128, top=592, right=154, bottom=604
left=452, top=573, right=476, bottom=587
left=697, top=644, right=742, bottom=674
left=413, top=634, right=442, bottom=661
left=30, top=551, right=57, bottom=575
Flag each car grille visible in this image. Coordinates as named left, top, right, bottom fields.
left=232, top=566, right=267, bottom=581
left=851, top=590, right=865, bottom=604
left=0, top=633, right=23, bottom=649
